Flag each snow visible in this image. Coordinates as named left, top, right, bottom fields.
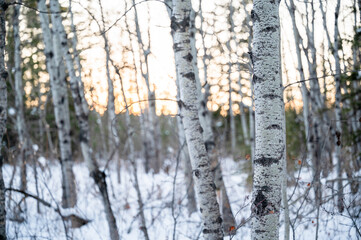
left=3, top=156, right=360, bottom=239
left=8, top=108, right=16, bottom=116
left=32, top=144, right=39, bottom=152
left=37, top=156, right=47, bottom=166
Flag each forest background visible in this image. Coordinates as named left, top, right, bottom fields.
left=0, top=0, right=360, bottom=239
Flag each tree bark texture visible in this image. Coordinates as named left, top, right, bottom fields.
left=165, top=1, right=197, bottom=216
left=171, top=0, right=223, bottom=239
left=0, top=1, right=8, bottom=238
left=189, top=5, right=235, bottom=233
left=38, top=0, right=77, bottom=208
left=48, top=0, right=120, bottom=238
left=251, top=1, right=285, bottom=239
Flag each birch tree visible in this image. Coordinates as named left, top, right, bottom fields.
left=132, top=0, right=162, bottom=173
left=38, top=0, right=77, bottom=208
left=171, top=0, right=223, bottom=238
left=163, top=0, right=197, bottom=215
left=111, top=57, right=150, bottom=240
left=285, top=0, right=312, bottom=161
left=13, top=0, right=30, bottom=192
left=241, top=0, right=255, bottom=160
left=332, top=0, right=344, bottom=213
left=285, top=0, right=328, bottom=207
left=191, top=3, right=235, bottom=232
left=0, top=0, right=8, bottom=238
left=47, top=0, right=120, bottom=238
left=251, top=0, right=285, bottom=239
left=96, top=0, right=121, bottom=180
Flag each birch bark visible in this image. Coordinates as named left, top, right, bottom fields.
left=286, top=0, right=325, bottom=206
left=332, top=0, right=344, bottom=213
left=132, top=0, right=161, bottom=173
left=190, top=4, right=235, bottom=232
left=228, top=60, right=236, bottom=155
left=319, top=0, right=344, bottom=210
left=47, top=0, right=120, bottom=238
left=0, top=1, right=8, bottom=238
left=231, top=0, right=249, bottom=146
left=241, top=0, right=255, bottom=159
left=97, top=0, right=121, bottom=174
left=226, top=1, right=236, bottom=154
left=171, top=0, right=223, bottom=238
left=251, top=1, right=285, bottom=239
left=38, top=0, right=76, bottom=208
left=13, top=1, right=31, bottom=192
left=236, top=64, right=250, bottom=147
left=112, top=59, right=150, bottom=240
left=164, top=0, right=197, bottom=215
left=285, top=0, right=312, bottom=161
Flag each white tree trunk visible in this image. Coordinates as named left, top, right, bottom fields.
left=101, top=26, right=121, bottom=171
left=48, top=0, right=120, bottom=238
left=228, top=62, right=236, bottom=155
left=172, top=0, right=223, bottom=238
left=237, top=64, right=250, bottom=147
left=133, top=0, right=161, bottom=173
left=165, top=1, right=197, bottom=215
left=285, top=0, right=312, bottom=161
left=251, top=1, right=285, bottom=239
left=13, top=1, right=31, bottom=192
left=176, top=116, right=197, bottom=215
left=112, top=57, right=150, bottom=240
left=332, top=0, right=344, bottom=213
left=190, top=6, right=235, bottom=232
left=38, top=0, right=76, bottom=208
left=0, top=1, right=8, bottom=237
left=241, top=0, right=255, bottom=159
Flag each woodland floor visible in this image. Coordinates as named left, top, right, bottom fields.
left=3, top=152, right=360, bottom=240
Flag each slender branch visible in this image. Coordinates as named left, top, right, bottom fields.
left=284, top=70, right=353, bottom=90
left=118, top=98, right=178, bottom=114
left=101, top=0, right=171, bottom=34
left=5, top=188, right=53, bottom=208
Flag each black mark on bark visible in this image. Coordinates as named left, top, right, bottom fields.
left=183, top=53, right=193, bottom=62
left=266, top=124, right=282, bottom=130
left=254, top=156, right=279, bottom=166
left=253, top=190, right=267, bottom=216
left=253, top=75, right=265, bottom=84
left=183, top=72, right=195, bottom=81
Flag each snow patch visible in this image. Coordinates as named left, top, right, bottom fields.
left=8, top=108, right=16, bottom=116
left=38, top=156, right=46, bottom=166
left=32, top=144, right=39, bottom=152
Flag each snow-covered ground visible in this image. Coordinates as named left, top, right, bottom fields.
left=3, top=156, right=360, bottom=239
